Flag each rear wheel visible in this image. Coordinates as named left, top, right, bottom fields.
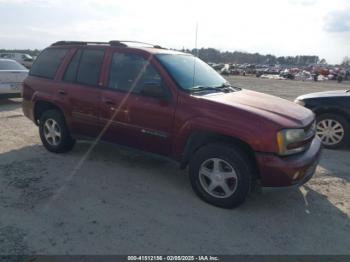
left=189, top=144, right=252, bottom=208
left=316, top=113, right=349, bottom=149
left=39, top=110, right=75, bottom=153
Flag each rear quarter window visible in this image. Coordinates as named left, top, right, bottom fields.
left=30, top=48, right=68, bottom=79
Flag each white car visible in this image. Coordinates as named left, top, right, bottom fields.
left=0, top=53, right=34, bottom=68
left=0, top=59, right=28, bottom=98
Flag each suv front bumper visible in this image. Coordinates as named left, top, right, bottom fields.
left=256, top=137, right=322, bottom=187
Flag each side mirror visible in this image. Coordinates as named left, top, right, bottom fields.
left=140, top=82, right=168, bottom=100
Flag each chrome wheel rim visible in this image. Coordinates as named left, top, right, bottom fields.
left=43, top=119, right=61, bottom=146
left=316, top=119, right=344, bottom=146
left=199, top=158, right=238, bottom=199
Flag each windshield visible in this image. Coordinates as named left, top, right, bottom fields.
left=0, top=60, right=27, bottom=70
left=156, top=54, right=228, bottom=91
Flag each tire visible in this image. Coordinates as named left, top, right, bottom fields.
left=39, top=109, right=75, bottom=153
left=316, top=113, right=349, bottom=149
left=189, top=143, right=252, bottom=209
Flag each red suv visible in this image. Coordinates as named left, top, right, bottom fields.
left=22, top=41, right=322, bottom=208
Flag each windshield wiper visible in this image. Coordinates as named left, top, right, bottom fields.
left=189, top=86, right=224, bottom=93
left=214, top=82, right=241, bottom=91
left=189, top=83, right=239, bottom=93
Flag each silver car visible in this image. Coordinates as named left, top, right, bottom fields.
left=0, top=59, right=28, bottom=98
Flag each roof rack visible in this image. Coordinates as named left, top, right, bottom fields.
left=115, top=40, right=164, bottom=49
left=51, top=41, right=127, bottom=47
left=51, top=40, right=165, bottom=49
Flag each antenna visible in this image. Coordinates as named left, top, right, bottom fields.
left=192, top=22, right=199, bottom=88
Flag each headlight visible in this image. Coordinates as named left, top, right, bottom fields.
left=277, top=129, right=307, bottom=156
left=294, top=99, right=305, bottom=107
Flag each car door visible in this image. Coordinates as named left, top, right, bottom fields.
left=59, top=48, right=105, bottom=139
left=100, top=51, right=176, bottom=156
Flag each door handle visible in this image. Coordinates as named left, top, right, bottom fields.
left=58, top=89, right=67, bottom=95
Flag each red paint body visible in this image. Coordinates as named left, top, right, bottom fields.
left=22, top=45, right=322, bottom=187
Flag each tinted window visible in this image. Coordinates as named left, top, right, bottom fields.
left=63, top=50, right=82, bottom=82
left=108, top=53, right=161, bottom=93
left=76, top=49, right=105, bottom=86
left=30, top=48, right=68, bottom=79
left=0, top=60, right=27, bottom=70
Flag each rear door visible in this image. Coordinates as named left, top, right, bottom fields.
left=100, top=51, right=176, bottom=156
left=58, top=48, right=105, bottom=138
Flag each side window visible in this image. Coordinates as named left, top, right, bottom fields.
left=76, top=49, right=105, bottom=86
left=63, top=49, right=104, bottom=86
left=63, top=49, right=82, bottom=82
left=30, top=48, right=68, bottom=79
left=108, top=53, right=161, bottom=93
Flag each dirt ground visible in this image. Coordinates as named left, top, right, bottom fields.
left=0, top=76, right=349, bottom=255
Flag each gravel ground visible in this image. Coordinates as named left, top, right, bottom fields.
left=0, top=77, right=349, bottom=255
left=228, top=75, right=350, bottom=101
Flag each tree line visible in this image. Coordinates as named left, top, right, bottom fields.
left=0, top=48, right=322, bottom=65
left=1, top=47, right=348, bottom=67
left=181, top=48, right=322, bottom=66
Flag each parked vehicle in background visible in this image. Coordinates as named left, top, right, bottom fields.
left=0, top=59, right=28, bottom=98
left=0, top=52, right=34, bottom=69
left=211, top=63, right=225, bottom=70
left=22, top=40, right=321, bottom=208
left=220, top=64, right=231, bottom=75
left=295, top=90, right=350, bottom=149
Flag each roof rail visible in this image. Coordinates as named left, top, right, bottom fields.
left=115, top=40, right=165, bottom=49
left=51, top=40, right=165, bottom=49
left=51, top=41, right=112, bottom=46
left=108, top=41, right=128, bottom=47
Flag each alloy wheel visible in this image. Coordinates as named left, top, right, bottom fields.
left=43, top=118, right=62, bottom=146
left=199, top=158, right=238, bottom=198
left=316, top=119, right=345, bottom=146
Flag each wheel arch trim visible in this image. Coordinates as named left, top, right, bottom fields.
left=180, top=130, right=260, bottom=178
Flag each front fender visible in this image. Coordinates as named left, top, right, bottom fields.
left=172, top=115, right=275, bottom=160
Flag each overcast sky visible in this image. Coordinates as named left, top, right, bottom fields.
left=0, top=0, right=349, bottom=64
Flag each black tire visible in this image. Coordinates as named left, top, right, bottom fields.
left=189, top=143, right=252, bottom=209
left=316, top=113, right=349, bottom=149
left=39, top=109, right=75, bottom=153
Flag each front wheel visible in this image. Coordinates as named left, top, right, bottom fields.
left=39, top=110, right=75, bottom=153
left=316, top=113, right=349, bottom=149
left=189, top=144, right=252, bottom=209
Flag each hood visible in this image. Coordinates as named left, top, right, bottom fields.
left=297, top=90, right=349, bottom=100
left=198, top=89, right=314, bottom=127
